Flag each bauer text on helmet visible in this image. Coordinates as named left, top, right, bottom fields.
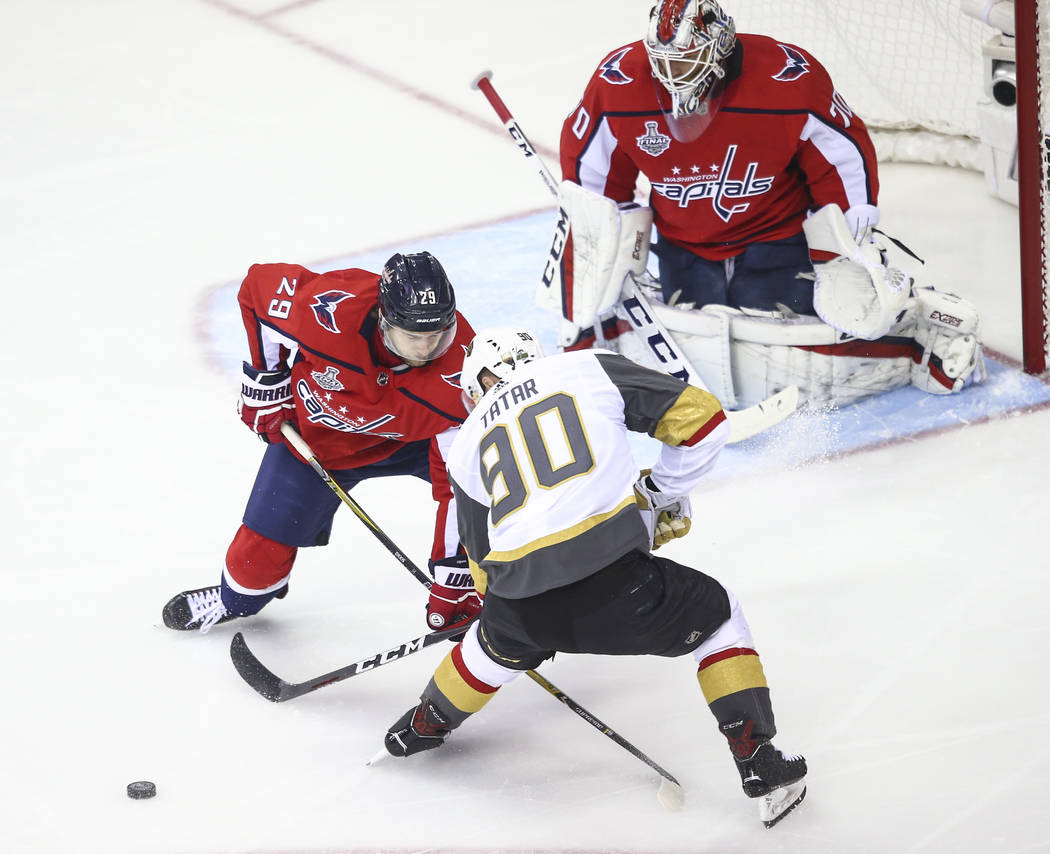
left=461, top=327, right=545, bottom=405
left=645, top=0, right=737, bottom=118
left=378, top=252, right=457, bottom=365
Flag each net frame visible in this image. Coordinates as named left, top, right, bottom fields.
left=730, top=0, right=1049, bottom=375
left=1016, top=0, right=1050, bottom=375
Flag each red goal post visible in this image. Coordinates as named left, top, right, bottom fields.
left=730, top=0, right=1049, bottom=374
left=1015, top=0, right=1049, bottom=374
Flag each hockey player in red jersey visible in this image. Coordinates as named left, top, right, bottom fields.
left=381, top=326, right=807, bottom=828
left=162, top=252, right=482, bottom=634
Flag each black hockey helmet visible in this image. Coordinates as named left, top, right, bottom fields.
left=377, top=251, right=458, bottom=364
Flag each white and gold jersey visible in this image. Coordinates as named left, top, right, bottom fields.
left=448, top=350, right=728, bottom=599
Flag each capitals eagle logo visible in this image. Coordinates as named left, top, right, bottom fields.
left=311, top=290, right=355, bottom=333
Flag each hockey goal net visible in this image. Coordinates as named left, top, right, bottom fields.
left=730, top=0, right=1050, bottom=374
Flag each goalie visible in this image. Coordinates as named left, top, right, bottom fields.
left=543, top=0, right=984, bottom=408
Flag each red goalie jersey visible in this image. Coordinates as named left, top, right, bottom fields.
left=238, top=263, right=475, bottom=473
left=560, top=34, right=880, bottom=261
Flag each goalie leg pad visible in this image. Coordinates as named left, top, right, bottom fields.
left=540, top=180, right=652, bottom=329
left=911, top=288, right=986, bottom=393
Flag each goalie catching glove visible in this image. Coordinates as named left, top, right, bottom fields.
left=634, top=470, right=692, bottom=550
left=803, top=203, right=912, bottom=340
left=427, top=553, right=482, bottom=634
left=238, top=362, right=296, bottom=443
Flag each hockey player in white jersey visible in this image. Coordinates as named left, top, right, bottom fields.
left=382, top=326, right=807, bottom=827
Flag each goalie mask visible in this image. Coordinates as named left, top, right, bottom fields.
left=645, top=0, right=736, bottom=125
left=378, top=251, right=458, bottom=365
left=461, top=327, right=545, bottom=408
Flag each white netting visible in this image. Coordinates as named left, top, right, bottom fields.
left=728, top=0, right=996, bottom=166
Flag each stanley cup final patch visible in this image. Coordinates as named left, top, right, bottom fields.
left=311, top=366, right=344, bottom=391
left=636, top=121, right=671, bottom=157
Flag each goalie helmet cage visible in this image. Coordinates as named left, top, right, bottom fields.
left=728, top=0, right=1050, bottom=374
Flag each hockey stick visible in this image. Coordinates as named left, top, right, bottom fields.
left=280, top=422, right=432, bottom=589
left=276, top=422, right=684, bottom=807
left=230, top=623, right=472, bottom=703
left=470, top=70, right=799, bottom=443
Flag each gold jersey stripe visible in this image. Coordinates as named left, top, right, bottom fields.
left=697, top=653, right=769, bottom=705
left=468, top=556, right=488, bottom=596
left=433, top=652, right=499, bottom=715
left=654, top=386, right=724, bottom=446
left=484, top=495, right=637, bottom=563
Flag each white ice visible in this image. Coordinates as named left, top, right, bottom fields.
left=3, top=2, right=1049, bottom=853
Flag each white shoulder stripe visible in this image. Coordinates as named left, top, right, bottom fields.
left=799, top=114, right=872, bottom=209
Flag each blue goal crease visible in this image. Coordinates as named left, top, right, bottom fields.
left=201, top=211, right=1050, bottom=481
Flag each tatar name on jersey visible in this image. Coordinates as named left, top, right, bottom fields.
left=561, top=34, right=878, bottom=260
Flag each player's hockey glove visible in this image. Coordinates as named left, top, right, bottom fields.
left=633, top=470, right=692, bottom=550
left=427, top=553, right=482, bottom=636
left=238, top=362, right=296, bottom=443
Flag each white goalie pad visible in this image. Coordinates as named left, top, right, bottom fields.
left=911, top=288, right=986, bottom=393
left=538, top=181, right=652, bottom=329
left=804, top=203, right=913, bottom=340
left=614, top=285, right=919, bottom=409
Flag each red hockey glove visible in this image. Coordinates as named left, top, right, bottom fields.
left=427, top=554, right=482, bottom=633
left=238, top=362, right=296, bottom=443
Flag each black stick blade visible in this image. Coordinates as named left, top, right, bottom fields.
left=230, top=632, right=288, bottom=702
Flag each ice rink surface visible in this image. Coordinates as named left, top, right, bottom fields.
left=4, top=2, right=1049, bottom=852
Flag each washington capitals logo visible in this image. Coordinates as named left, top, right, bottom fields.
left=311, top=290, right=354, bottom=333
left=599, top=47, right=633, bottom=85
left=441, top=370, right=463, bottom=389
left=773, top=44, right=810, bottom=81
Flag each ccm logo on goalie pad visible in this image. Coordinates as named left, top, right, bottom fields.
left=541, top=206, right=570, bottom=287
left=622, top=296, right=691, bottom=382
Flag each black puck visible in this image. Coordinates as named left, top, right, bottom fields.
left=127, top=781, right=156, bottom=799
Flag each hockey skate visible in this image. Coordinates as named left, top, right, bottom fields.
left=385, top=699, right=452, bottom=757
left=162, top=586, right=238, bottom=633
left=734, top=741, right=807, bottom=827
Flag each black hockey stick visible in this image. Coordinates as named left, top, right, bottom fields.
left=230, top=623, right=471, bottom=703
left=470, top=70, right=799, bottom=443
left=273, top=425, right=685, bottom=806
left=279, top=422, right=432, bottom=588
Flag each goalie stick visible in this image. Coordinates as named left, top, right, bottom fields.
left=470, top=70, right=799, bottom=443
left=230, top=624, right=472, bottom=703
left=261, top=423, right=684, bottom=808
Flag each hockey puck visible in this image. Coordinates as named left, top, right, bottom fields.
left=126, top=781, right=156, bottom=800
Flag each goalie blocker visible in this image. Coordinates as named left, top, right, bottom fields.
left=543, top=186, right=985, bottom=408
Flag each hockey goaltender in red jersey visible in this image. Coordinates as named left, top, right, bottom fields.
left=545, top=0, right=984, bottom=406
left=162, top=252, right=482, bottom=635
left=557, top=0, right=879, bottom=329
left=382, top=326, right=807, bottom=828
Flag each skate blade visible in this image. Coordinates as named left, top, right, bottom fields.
left=759, top=777, right=806, bottom=828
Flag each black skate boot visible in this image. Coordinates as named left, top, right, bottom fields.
left=385, top=698, right=452, bottom=757
left=722, top=719, right=807, bottom=827
left=162, top=586, right=239, bottom=633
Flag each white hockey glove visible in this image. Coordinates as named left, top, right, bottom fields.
left=804, top=203, right=912, bottom=340
left=633, top=470, right=692, bottom=550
